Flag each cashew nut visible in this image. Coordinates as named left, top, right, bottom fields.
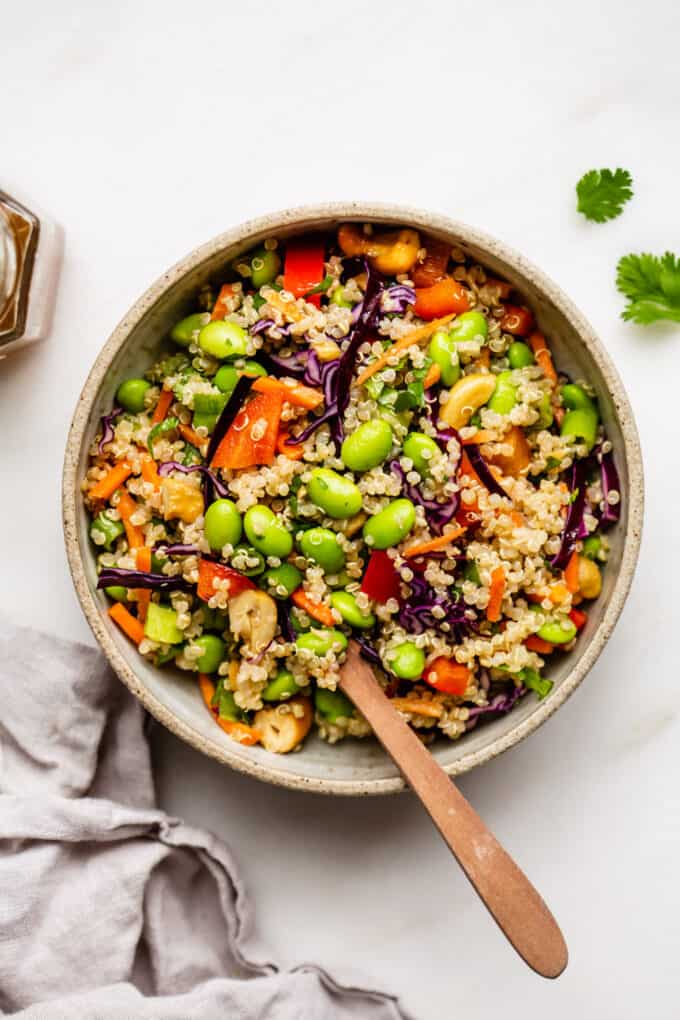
left=228, top=589, right=277, bottom=655
left=160, top=477, right=204, bottom=524
left=337, top=224, right=420, bottom=275
left=577, top=556, right=602, bottom=599
left=439, top=373, right=497, bottom=430
left=254, top=696, right=313, bottom=753
left=485, top=426, right=531, bottom=476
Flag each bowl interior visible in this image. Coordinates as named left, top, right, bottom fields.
left=64, top=204, right=642, bottom=794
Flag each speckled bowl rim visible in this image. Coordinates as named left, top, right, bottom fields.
left=63, top=202, right=644, bottom=795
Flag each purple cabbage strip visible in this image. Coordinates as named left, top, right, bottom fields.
left=258, top=349, right=308, bottom=379
left=250, top=318, right=276, bottom=336
left=355, top=635, right=382, bottom=667
left=98, top=407, right=122, bottom=454
left=97, top=568, right=193, bottom=592
left=277, top=601, right=297, bottom=643
left=551, top=458, right=588, bottom=569
left=398, top=573, right=475, bottom=643
left=466, top=684, right=526, bottom=720
left=464, top=444, right=510, bottom=499
left=154, top=543, right=200, bottom=556
left=597, top=446, right=621, bottom=528
left=157, top=461, right=230, bottom=499
left=389, top=460, right=459, bottom=534
left=382, top=284, right=416, bottom=314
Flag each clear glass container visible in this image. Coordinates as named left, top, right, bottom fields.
left=0, top=189, right=63, bottom=359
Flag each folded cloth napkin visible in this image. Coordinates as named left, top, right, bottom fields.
left=0, top=616, right=410, bottom=1019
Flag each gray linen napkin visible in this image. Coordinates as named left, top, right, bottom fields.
left=0, top=616, right=411, bottom=1019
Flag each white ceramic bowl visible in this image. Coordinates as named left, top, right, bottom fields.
left=63, top=203, right=644, bottom=794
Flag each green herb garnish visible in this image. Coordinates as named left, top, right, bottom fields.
left=616, top=252, right=680, bottom=325
left=304, top=274, right=334, bottom=297
left=576, top=168, right=633, bottom=223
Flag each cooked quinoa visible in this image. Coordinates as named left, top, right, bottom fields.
left=83, top=223, right=620, bottom=755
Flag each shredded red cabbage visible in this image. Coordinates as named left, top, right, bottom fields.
left=355, top=635, right=382, bottom=667
left=98, top=407, right=122, bottom=454
left=250, top=318, right=277, bottom=336
left=157, top=461, right=230, bottom=499
left=398, top=573, right=475, bottom=642
left=258, top=349, right=308, bottom=379
left=551, top=459, right=588, bottom=569
left=465, top=684, right=525, bottom=729
left=97, top=568, right=193, bottom=592
left=389, top=460, right=459, bottom=534
left=597, top=446, right=621, bottom=528
left=464, top=444, right=510, bottom=499
left=382, top=285, right=416, bottom=314
left=277, top=601, right=296, bottom=643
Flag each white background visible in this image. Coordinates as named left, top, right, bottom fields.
left=3, top=1, right=680, bottom=1016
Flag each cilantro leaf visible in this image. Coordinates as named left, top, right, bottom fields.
left=576, top=168, right=633, bottom=223
left=616, top=252, right=680, bottom=325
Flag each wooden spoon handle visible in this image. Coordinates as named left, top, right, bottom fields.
left=339, top=644, right=568, bottom=979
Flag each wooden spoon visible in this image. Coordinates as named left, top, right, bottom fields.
left=339, top=641, right=568, bottom=979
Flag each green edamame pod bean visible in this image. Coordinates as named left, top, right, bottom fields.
left=244, top=505, right=293, bottom=558
left=314, top=687, right=354, bottom=721
left=428, top=331, right=460, bottom=387
left=198, top=320, right=248, bottom=360
left=308, top=468, right=362, bottom=519
left=296, top=629, right=348, bottom=656
left=90, top=511, right=125, bottom=550
left=403, top=433, right=440, bottom=476
left=330, top=591, right=376, bottom=629
left=449, top=310, right=488, bottom=344
left=262, top=669, right=300, bottom=702
left=388, top=641, right=425, bottom=679
left=104, top=585, right=128, bottom=602
left=193, top=634, right=226, bottom=673
left=362, top=498, right=416, bottom=550
left=299, top=527, right=346, bottom=573
left=116, top=378, right=151, bottom=413
left=204, top=499, right=242, bottom=551
left=231, top=544, right=266, bottom=576
left=582, top=535, right=602, bottom=560
left=340, top=419, right=393, bottom=472
left=239, top=359, right=268, bottom=378
left=535, top=615, right=577, bottom=645
left=170, top=312, right=210, bottom=347
left=561, top=408, right=598, bottom=451
left=246, top=247, right=281, bottom=288
left=487, top=371, right=518, bottom=415
left=261, top=563, right=303, bottom=599
left=214, top=365, right=239, bottom=394
left=561, top=383, right=596, bottom=413
left=507, top=341, right=534, bottom=369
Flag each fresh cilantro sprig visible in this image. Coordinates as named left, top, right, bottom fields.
left=616, top=252, right=680, bottom=324
left=576, top=168, right=633, bottom=223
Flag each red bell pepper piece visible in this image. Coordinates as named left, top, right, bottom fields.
left=423, top=657, right=470, bottom=696
left=413, top=277, right=470, bottom=320
left=197, top=560, right=256, bottom=603
left=360, top=551, right=401, bottom=604
left=500, top=305, right=534, bottom=336
left=210, top=391, right=283, bottom=469
left=569, top=607, right=588, bottom=630
left=283, top=237, right=326, bottom=308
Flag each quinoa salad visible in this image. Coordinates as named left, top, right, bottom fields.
left=83, top=223, right=621, bottom=755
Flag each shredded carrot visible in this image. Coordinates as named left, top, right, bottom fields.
left=564, top=550, right=580, bottom=594
left=390, top=698, right=444, bottom=719
left=109, top=602, right=145, bottom=645
left=525, top=635, right=555, bottom=654
left=403, top=526, right=466, bottom=559
left=486, top=567, right=505, bottom=622
left=198, top=673, right=260, bottom=746
left=211, top=283, right=235, bottom=321
left=151, top=387, right=174, bottom=425
left=179, top=423, right=208, bottom=449
left=252, top=375, right=324, bottom=410
left=116, top=489, right=145, bottom=549
left=276, top=431, right=304, bottom=459
left=291, top=588, right=336, bottom=627
left=140, top=458, right=161, bottom=489
left=89, top=461, right=132, bottom=502
left=461, top=430, right=498, bottom=445
left=423, top=362, right=441, bottom=389
left=528, top=332, right=558, bottom=386
left=356, top=314, right=456, bottom=386
left=135, top=547, right=152, bottom=623
left=198, top=673, right=217, bottom=710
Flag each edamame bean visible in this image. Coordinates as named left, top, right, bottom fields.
left=449, top=310, right=488, bottom=344
left=561, top=383, right=596, bottom=413
left=104, top=585, right=128, bottom=602
left=362, top=498, right=416, bottom=550
left=340, top=419, right=393, bottom=472
left=535, top=614, right=577, bottom=645
left=428, top=330, right=460, bottom=387
left=198, top=320, right=248, bottom=360
left=262, top=669, right=300, bottom=702
left=261, top=563, right=303, bottom=599
left=403, top=433, right=440, bottom=476
left=330, top=591, right=376, bottom=629
left=388, top=641, right=425, bottom=679
left=214, top=365, right=239, bottom=393
left=170, top=312, right=210, bottom=346
left=193, top=634, right=226, bottom=673
left=299, top=527, right=346, bottom=573
left=296, top=629, right=348, bottom=656
left=308, top=468, right=363, bottom=519
left=232, top=544, right=266, bottom=576
left=90, top=511, right=124, bottom=550
left=239, top=359, right=268, bottom=377
left=487, top=371, right=518, bottom=415
left=582, top=535, right=602, bottom=560
left=507, top=341, right=534, bottom=369
left=314, top=687, right=354, bottom=721
left=204, top=499, right=242, bottom=551
left=560, top=408, right=598, bottom=451
left=244, top=505, right=293, bottom=558
left=246, top=247, right=281, bottom=288
left=116, top=378, right=151, bottom=413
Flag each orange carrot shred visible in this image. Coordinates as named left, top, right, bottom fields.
left=109, top=603, right=145, bottom=645
left=89, top=461, right=132, bottom=502
left=528, top=331, right=558, bottom=386
left=151, top=387, right=174, bottom=425
left=564, top=550, right=580, bottom=594
left=252, top=375, right=323, bottom=410
left=211, top=284, right=235, bottom=321
left=179, top=423, right=208, bottom=450
left=140, top=458, right=161, bottom=489
left=198, top=673, right=260, bottom=746
left=486, top=567, right=506, bottom=622
left=423, top=362, right=441, bottom=389
left=135, top=547, right=152, bottom=622
left=403, top=526, right=466, bottom=559
left=356, top=314, right=456, bottom=386
left=291, top=588, right=336, bottom=626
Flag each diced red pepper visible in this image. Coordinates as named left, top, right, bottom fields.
left=500, top=305, right=534, bottom=336
left=569, top=608, right=588, bottom=630
left=210, top=391, right=283, bottom=469
left=360, top=551, right=401, bottom=604
left=197, top=560, right=256, bottom=603
left=411, top=237, right=451, bottom=288
left=423, top=657, right=470, bottom=696
left=413, top=277, right=470, bottom=320
left=283, top=237, right=326, bottom=308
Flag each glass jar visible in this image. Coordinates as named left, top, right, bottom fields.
left=0, top=190, right=63, bottom=359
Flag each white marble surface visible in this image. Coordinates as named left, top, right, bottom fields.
left=3, top=1, right=680, bottom=1015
